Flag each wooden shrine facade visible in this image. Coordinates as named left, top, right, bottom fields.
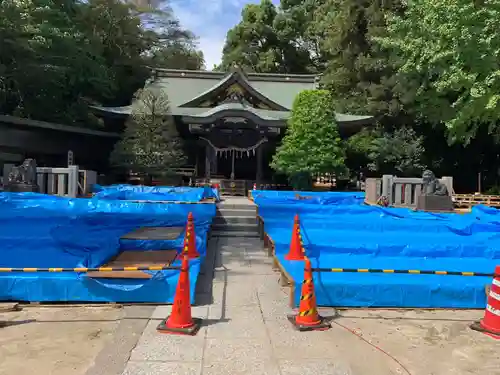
left=92, top=68, right=375, bottom=186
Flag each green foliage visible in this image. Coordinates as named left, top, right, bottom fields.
left=377, top=0, right=500, bottom=143
left=0, top=0, right=203, bottom=126
left=318, top=0, right=407, bottom=121
left=219, top=0, right=500, bottom=191
left=271, top=90, right=346, bottom=188
left=346, top=127, right=426, bottom=176
left=110, top=89, right=186, bottom=174
left=218, top=0, right=315, bottom=73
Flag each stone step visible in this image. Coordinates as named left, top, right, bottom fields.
left=211, top=223, right=259, bottom=232
left=213, top=216, right=257, bottom=225
left=216, top=208, right=256, bottom=217
left=210, top=230, right=260, bottom=238
left=216, top=203, right=256, bottom=210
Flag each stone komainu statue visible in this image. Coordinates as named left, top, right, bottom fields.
left=21, top=158, right=37, bottom=185
left=421, top=170, right=449, bottom=196
left=6, top=159, right=38, bottom=189
left=7, top=166, right=23, bottom=184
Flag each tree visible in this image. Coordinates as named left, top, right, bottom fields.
left=218, top=0, right=312, bottom=73
left=146, top=43, right=205, bottom=70
left=275, top=0, right=329, bottom=73
left=219, top=0, right=281, bottom=72
left=0, top=0, right=203, bottom=126
left=318, top=0, right=407, bottom=122
left=0, top=0, right=113, bottom=124
left=110, top=88, right=186, bottom=175
left=346, top=127, right=426, bottom=177
left=271, top=90, right=346, bottom=189
left=377, top=0, right=500, bottom=143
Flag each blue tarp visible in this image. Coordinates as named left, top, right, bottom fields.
left=93, top=184, right=220, bottom=202
left=254, top=190, right=497, bottom=308
left=0, top=192, right=216, bottom=303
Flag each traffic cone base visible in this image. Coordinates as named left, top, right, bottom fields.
left=470, top=321, right=500, bottom=340
left=470, top=266, right=500, bottom=340
left=156, top=255, right=202, bottom=336
left=287, top=314, right=330, bottom=332
left=157, top=317, right=202, bottom=336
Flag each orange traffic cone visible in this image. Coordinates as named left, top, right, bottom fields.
left=471, top=265, right=500, bottom=339
left=288, top=257, right=330, bottom=331
left=157, top=254, right=202, bottom=335
left=182, top=212, right=200, bottom=259
left=285, top=215, right=304, bottom=261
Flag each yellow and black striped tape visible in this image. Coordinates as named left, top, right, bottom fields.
left=311, top=267, right=496, bottom=277
left=128, top=200, right=214, bottom=204
left=0, top=266, right=181, bottom=273
left=300, top=293, right=313, bottom=301
left=298, top=308, right=317, bottom=317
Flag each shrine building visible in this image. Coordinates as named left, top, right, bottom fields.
left=92, top=68, right=374, bottom=190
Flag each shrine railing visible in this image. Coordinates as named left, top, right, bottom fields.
left=36, top=166, right=96, bottom=198
left=365, top=175, right=454, bottom=208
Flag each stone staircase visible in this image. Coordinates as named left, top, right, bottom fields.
left=211, top=197, right=259, bottom=238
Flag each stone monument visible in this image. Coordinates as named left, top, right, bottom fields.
left=416, top=170, right=453, bottom=212
left=4, top=159, right=40, bottom=193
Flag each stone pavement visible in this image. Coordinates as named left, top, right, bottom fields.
left=118, top=236, right=402, bottom=375
left=87, top=231, right=499, bottom=375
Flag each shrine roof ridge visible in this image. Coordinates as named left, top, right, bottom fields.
left=152, top=68, right=317, bottom=83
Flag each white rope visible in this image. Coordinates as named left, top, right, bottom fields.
left=200, top=137, right=268, bottom=158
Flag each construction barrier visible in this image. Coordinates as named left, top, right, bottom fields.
left=92, top=184, right=219, bottom=202
left=0, top=266, right=180, bottom=273
left=0, top=211, right=204, bottom=274
left=310, top=268, right=497, bottom=278
left=260, top=205, right=498, bottom=308
left=286, top=215, right=498, bottom=279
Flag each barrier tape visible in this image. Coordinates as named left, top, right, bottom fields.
left=0, top=266, right=181, bottom=273
left=128, top=200, right=213, bottom=204
left=311, top=267, right=497, bottom=277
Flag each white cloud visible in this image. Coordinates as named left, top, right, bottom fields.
left=198, top=37, right=226, bottom=70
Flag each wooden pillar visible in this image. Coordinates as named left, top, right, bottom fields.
left=205, top=144, right=211, bottom=180
left=213, top=149, right=218, bottom=176
left=256, top=145, right=263, bottom=187
left=230, top=150, right=235, bottom=180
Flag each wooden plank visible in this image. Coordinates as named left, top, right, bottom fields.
left=121, top=227, right=184, bottom=241
left=86, top=250, right=177, bottom=279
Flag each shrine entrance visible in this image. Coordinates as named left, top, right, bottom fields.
left=197, top=118, right=269, bottom=187
left=216, top=150, right=257, bottom=180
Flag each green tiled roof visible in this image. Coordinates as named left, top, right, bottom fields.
left=150, top=69, right=317, bottom=110
left=90, top=68, right=375, bottom=126
left=90, top=103, right=373, bottom=125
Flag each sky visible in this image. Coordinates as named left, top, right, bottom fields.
left=169, top=0, right=279, bottom=70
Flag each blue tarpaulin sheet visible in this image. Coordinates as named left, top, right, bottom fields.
left=253, top=190, right=497, bottom=308
left=0, top=192, right=216, bottom=303
left=93, top=184, right=220, bottom=202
